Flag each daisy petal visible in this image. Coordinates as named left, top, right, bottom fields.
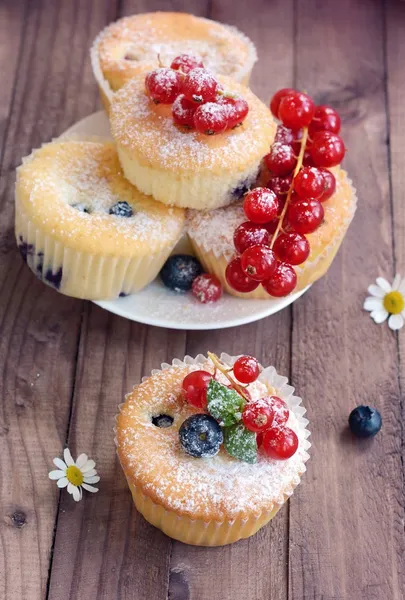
left=81, top=460, right=96, bottom=473
left=72, top=486, right=82, bottom=502
left=371, top=309, right=389, bottom=324
left=75, top=453, right=88, bottom=469
left=82, top=469, right=97, bottom=478
left=83, top=475, right=100, bottom=484
left=388, top=313, right=404, bottom=330
left=67, top=482, right=75, bottom=495
left=376, top=277, right=392, bottom=293
left=57, top=477, right=68, bottom=488
left=53, top=457, right=67, bottom=471
left=392, top=274, right=402, bottom=290
left=367, top=284, right=385, bottom=298
left=64, top=448, right=74, bottom=466
left=82, top=483, right=99, bottom=493
left=49, top=470, right=66, bottom=480
left=364, top=297, right=383, bottom=312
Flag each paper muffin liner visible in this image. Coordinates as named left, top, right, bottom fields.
left=15, top=200, right=177, bottom=300
left=188, top=176, right=358, bottom=299
left=115, top=353, right=311, bottom=547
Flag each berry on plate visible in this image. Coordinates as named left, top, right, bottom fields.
left=243, top=187, right=279, bottom=224
left=309, top=105, right=341, bottom=136
left=233, top=355, right=260, bottom=384
left=145, top=67, right=182, bottom=104
left=182, top=68, right=218, bottom=103
left=278, top=91, right=315, bottom=129
left=192, top=273, right=222, bottom=303
left=287, top=198, right=324, bottom=234
left=294, top=166, right=325, bottom=200
left=262, top=426, right=299, bottom=459
left=193, top=102, right=228, bottom=135
left=348, top=406, right=382, bottom=438
left=241, top=245, right=277, bottom=281
left=234, top=222, right=271, bottom=254
left=310, top=131, right=345, bottom=167
left=263, top=262, right=297, bottom=297
left=182, top=370, right=212, bottom=409
left=179, top=414, right=223, bottom=458
left=226, top=258, right=260, bottom=293
left=171, top=53, right=204, bottom=74
left=269, top=88, right=297, bottom=119
left=265, top=142, right=297, bottom=177
left=160, top=255, right=202, bottom=292
left=267, top=174, right=293, bottom=198
left=242, top=399, right=274, bottom=433
left=273, top=232, right=310, bottom=266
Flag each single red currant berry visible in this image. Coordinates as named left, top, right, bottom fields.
left=243, top=187, right=279, bottom=224
left=182, top=68, right=218, bottom=103
left=264, top=142, right=297, bottom=177
left=145, top=68, right=182, bottom=104
left=171, top=53, right=204, bottom=74
left=262, top=426, right=298, bottom=460
left=182, top=370, right=213, bottom=408
left=226, top=258, right=260, bottom=293
left=191, top=273, right=222, bottom=303
left=242, top=400, right=274, bottom=433
left=257, top=432, right=264, bottom=447
left=310, top=131, right=345, bottom=167
left=241, top=245, right=277, bottom=281
left=318, top=167, right=336, bottom=202
left=218, top=96, right=249, bottom=129
left=287, top=198, right=324, bottom=234
left=233, top=355, right=260, bottom=384
left=309, top=105, right=341, bottom=136
left=263, top=262, right=297, bottom=297
left=172, top=94, right=197, bottom=128
left=294, top=166, right=325, bottom=200
left=302, top=150, right=315, bottom=167
left=267, top=396, right=289, bottom=426
left=278, top=91, right=315, bottom=129
left=273, top=232, right=310, bottom=265
left=275, top=125, right=300, bottom=145
left=267, top=174, right=293, bottom=197
left=269, top=88, right=297, bottom=118
left=193, top=102, right=228, bottom=135
left=234, top=222, right=271, bottom=254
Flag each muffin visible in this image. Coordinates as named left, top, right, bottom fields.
left=187, top=167, right=357, bottom=298
left=109, top=71, right=276, bottom=210
left=91, top=12, right=257, bottom=108
left=115, top=353, right=310, bottom=546
left=15, top=140, right=185, bottom=300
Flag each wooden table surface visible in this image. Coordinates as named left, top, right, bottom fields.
left=1, top=0, right=405, bottom=599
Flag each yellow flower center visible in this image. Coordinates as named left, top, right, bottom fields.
left=383, top=291, right=405, bottom=315
left=66, top=465, right=84, bottom=487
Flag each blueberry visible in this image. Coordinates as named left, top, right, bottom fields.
left=232, top=178, right=250, bottom=199
left=152, top=414, right=174, bottom=428
left=44, top=267, right=63, bottom=290
left=179, top=414, right=223, bottom=458
left=349, top=405, right=382, bottom=438
left=160, top=254, right=202, bottom=292
left=109, top=201, right=133, bottom=217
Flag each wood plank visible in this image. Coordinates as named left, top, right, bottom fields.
left=0, top=1, right=110, bottom=599
left=289, top=1, right=405, bottom=599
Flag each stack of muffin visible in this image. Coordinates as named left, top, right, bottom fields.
left=15, top=12, right=356, bottom=301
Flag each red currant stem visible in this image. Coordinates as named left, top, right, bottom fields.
left=270, top=127, right=309, bottom=249
left=207, top=352, right=250, bottom=401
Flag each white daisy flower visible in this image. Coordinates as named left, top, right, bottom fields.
left=364, top=275, right=405, bottom=331
left=48, top=448, right=100, bottom=501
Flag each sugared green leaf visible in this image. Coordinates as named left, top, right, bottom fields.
left=224, top=423, right=257, bottom=463
left=207, top=379, right=244, bottom=426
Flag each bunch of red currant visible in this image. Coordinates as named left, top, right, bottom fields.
left=145, top=54, right=249, bottom=135
left=226, top=88, right=345, bottom=297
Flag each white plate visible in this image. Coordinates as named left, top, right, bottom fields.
left=62, top=111, right=310, bottom=330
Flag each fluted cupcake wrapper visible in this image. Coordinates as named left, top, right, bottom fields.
left=115, top=353, right=311, bottom=547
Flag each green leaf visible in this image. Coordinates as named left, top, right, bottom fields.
left=206, top=379, right=244, bottom=426
left=224, top=423, right=257, bottom=464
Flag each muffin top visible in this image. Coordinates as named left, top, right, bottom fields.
left=116, top=355, right=310, bottom=521
left=110, top=71, right=275, bottom=176
left=16, top=140, right=185, bottom=256
left=92, top=12, right=257, bottom=94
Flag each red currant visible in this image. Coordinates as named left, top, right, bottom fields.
left=310, top=131, right=345, bottom=167
left=234, top=222, right=270, bottom=254
left=172, top=94, right=197, bottom=128
left=233, top=355, right=260, bottom=384
left=309, top=105, right=341, bottom=136
left=263, top=262, right=297, bottom=297
left=294, top=166, right=325, bottom=200
left=257, top=432, right=264, bottom=447
left=269, top=88, right=296, bottom=118
left=218, top=96, right=249, bottom=129
left=275, top=125, right=300, bottom=145
left=243, top=187, right=279, bottom=224
left=267, top=174, right=293, bottom=197
left=262, top=426, right=298, bottom=459
left=278, top=91, right=315, bottom=129
left=145, top=68, right=182, bottom=104
left=242, top=399, right=274, bottom=433
left=267, top=396, right=289, bottom=426
left=241, top=245, right=277, bottom=281
left=226, top=258, right=259, bottom=293
left=193, top=102, right=228, bottom=135
left=287, top=198, right=324, bottom=234
left=182, top=370, right=212, bottom=408
left=191, top=273, right=222, bottom=303
left=318, top=168, right=336, bottom=202
left=264, top=219, right=280, bottom=235
left=302, top=150, right=315, bottom=167
left=273, top=232, right=310, bottom=265
left=182, top=68, right=218, bottom=103
left=265, top=143, right=297, bottom=177
left=171, top=53, right=204, bottom=74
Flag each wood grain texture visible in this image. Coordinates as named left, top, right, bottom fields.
left=289, top=1, right=405, bottom=599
